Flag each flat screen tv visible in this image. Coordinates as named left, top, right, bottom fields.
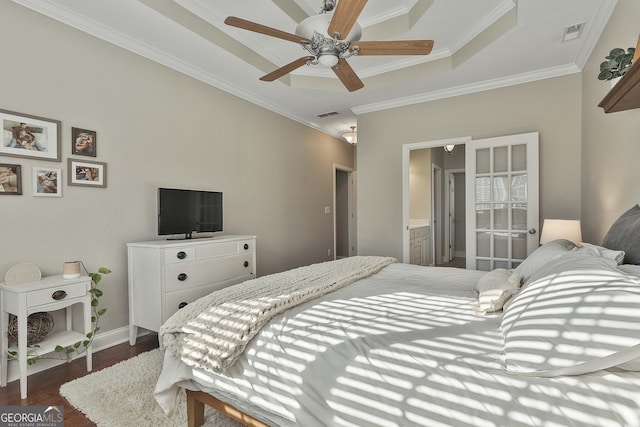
left=157, top=187, right=223, bottom=239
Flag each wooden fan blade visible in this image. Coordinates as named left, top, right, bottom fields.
left=260, top=57, right=314, bottom=82
left=327, top=0, right=367, bottom=39
left=225, top=16, right=310, bottom=44
left=332, top=58, right=364, bottom=92
left=351, top=40, right=434, bottom=55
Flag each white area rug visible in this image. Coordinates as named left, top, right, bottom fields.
left=59, top=349, right=243, bottom=427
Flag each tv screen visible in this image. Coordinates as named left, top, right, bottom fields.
left=158, top=188, right=223, bottom=239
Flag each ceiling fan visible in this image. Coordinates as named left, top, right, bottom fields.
left=224, top=0, right=434, bottom=92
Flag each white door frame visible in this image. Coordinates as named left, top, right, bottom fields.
left=333, top=164, right=356, bottom=259
left=401, top=136, right=472, bottom=264
left=431, top=164, right=442, bottom=266
left=444, top=168, right=465, bottom=262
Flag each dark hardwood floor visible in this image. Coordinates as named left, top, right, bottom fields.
left=0, top=333, right=159, bottom=426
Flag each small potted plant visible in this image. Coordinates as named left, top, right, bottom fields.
left=598, top=46, right=636, bottom=86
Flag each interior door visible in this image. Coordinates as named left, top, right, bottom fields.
left=448, top=173, right=456, bottom=262
left=465, top=132, right=539, bottom=270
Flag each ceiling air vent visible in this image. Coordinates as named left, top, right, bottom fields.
left=316, top=111, right=340, bottom=118
left=562, top=22, right=585, bottom=42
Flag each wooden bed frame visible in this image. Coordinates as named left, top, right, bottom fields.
left=186, top=389, right=269, bottom=427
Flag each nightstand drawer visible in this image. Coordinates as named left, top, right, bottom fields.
left=164, top=253, right=254, bottom=292
left=27, top=281, right=87, bottom=307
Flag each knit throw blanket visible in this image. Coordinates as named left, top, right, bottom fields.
left=159, top=256, right=396, bottom=374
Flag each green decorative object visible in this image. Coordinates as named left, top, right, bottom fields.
left=598, top=46, right=636, bottom=81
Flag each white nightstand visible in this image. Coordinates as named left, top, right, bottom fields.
left=0, top=275, right=93, bottom=399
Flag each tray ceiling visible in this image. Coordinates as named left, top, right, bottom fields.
left=12, top=0, right=617, bottom=140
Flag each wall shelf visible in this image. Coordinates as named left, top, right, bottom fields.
left=599, top=36, right=640, bottom=113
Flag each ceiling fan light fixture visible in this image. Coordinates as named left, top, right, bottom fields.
left=318, top=52, right=339, bottom=67
left=443, top=144, right=455, bottom=154
left=343, top=126, right=357, bottom=144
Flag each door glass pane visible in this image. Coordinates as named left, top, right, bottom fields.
left=494, top=146, right=508, bottom=173
left=477, top=259, right=491, bottom=271
left=494, top=204, right=508, bottom=229
left=494, top=233, right=508, bottom=258
left=512, top=144, right=527, bottom=171
left=493, top=176, right=509, bottom=202
left=477, top=148, right=490, bottom=174
left=477, top=232, right=490, bottom=257
left=512, top=203, right=527, bottom=230
left=476, top=177, right=491, bottom=202
left=495, top=260, right=508, bottom=269
left=511, top=174, right=527, bottom=201
left=476, top=204, right=490, bottom=229
left=512, top=232, right=527, bottom=259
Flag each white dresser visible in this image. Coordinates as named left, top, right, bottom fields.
left=127, top=235, right=256, bottom=344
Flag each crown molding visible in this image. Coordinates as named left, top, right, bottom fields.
left=573, top=0, right=618, bottom=70
left=352, top=64, right=581, bottom=115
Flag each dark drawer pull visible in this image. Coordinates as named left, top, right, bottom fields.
left=178, top=302, right=188, bottom=309
left=52, top=290, right=67, bottom=300
left=177, top=251, right=187, bottom=260
left=177, top=273, right=188, bottom=281
left=244, top=261, right=249, bottom=268
left=243, top=243, right=249, bottom=250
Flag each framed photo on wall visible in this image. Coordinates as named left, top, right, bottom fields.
left=71, top=127, right=97, bottom=157
left=0, top=109, right=61, bottom=161
left=0, top=163, right=22, bottom=195
left=33, top=167, right=62, bottom=197
left=68, top=158, right=107, bottom=188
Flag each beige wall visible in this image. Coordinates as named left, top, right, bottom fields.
left=409, top=148, right=431, bottom=221
left=357, top=75, right=583, bottom=260
left=0, top=2, right=354, bottom=334
left=581, top=0, right=640, bottom=244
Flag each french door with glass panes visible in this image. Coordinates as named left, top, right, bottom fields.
left=465, top=132, right=539, bottom=270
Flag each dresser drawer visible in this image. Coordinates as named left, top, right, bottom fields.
left=27, top=281, right=87, bottom=308
left=196, top=239, right=254, bottom=259
left=164, top=279, right=244, bottom=321
left=164, top=253, right=254, bottom=292
left=164, top=247, right=196, bottom=264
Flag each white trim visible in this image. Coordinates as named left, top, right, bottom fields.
left=353, top=64, right=580, bottom=115
left=402, top=136, right=472, bottom=264
left=431, top=164, right=442, bottom=266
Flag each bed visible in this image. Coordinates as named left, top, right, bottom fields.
left=154, top=206, right=640, bottom=427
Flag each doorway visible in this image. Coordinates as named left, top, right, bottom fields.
left=444, top=169, right=466, bottom=267
left=402, top=136, right=472, bottom=264
left=334, top=165, right=356, bottom=259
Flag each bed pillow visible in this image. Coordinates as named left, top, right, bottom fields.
left=514, top=238, right=576, bottom=284
left=502, top=251, right=640, bottom=376
left=474, top=269, right=522, bottom=314
left=579, top=242, right=625, bottom=265
left=602, top=205, right=640, bottom=264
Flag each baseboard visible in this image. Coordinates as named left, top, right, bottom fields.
left=4, top=326, right=151, bottom=384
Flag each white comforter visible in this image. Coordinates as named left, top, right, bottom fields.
left=155, top=263, right=640, bottom=427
